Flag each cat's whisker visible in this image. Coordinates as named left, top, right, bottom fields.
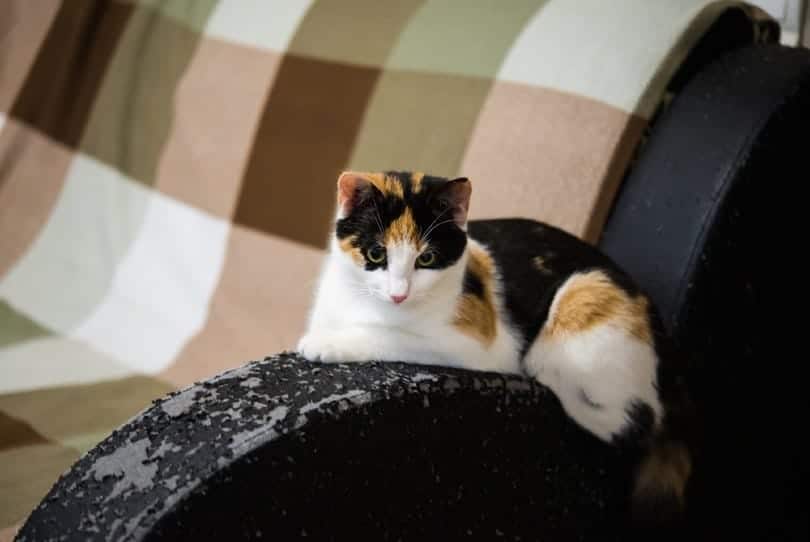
left=343, top=280, right=376, bottom=299
left=372, top=200, right=385, bottom=235
left=424, top=207, right=450, bottom=231
left=420, top=207, right=450, bottom=243
left=344, top=279, right=366, bottom=289
left=347, top=289, right=369, bottom=298
left=422, top=218, right=457, bottom=242
left=365, top=285, right=381, bottom=296
left=422, top=217, right=454, bottom=240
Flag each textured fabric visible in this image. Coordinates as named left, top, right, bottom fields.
left=0, top=0, right=773, bottom=530
left=15, top=355, right=630, bottom=541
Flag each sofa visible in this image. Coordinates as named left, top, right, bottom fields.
left=3, top=1, right=808, bottom=541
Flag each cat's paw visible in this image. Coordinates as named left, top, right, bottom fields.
left=296, top=332, right=373, bottom=363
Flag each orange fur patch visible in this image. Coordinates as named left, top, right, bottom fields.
left=467, top=244, right=495, bottom=279
left=453, top=245, right=497, bottom=345
left=367, top=172, right=404, bottom=199
left=410, top=171, right=425, bottom=193
left=543, top=270, right=652, bottom=343
left=339, top=235, right=365, bottom=265
left=384, top=207, right=420, bottom=246
left=633, top=441, right=692, bottom=504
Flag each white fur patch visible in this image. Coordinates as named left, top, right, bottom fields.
left=524, top=323, right=662, bottom=442
left=298, top=239, right=523, bottom=375
left=386, top=243, right=417, bottom=299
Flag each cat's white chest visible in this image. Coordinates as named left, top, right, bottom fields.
left=299, top=252, right=523, bottom=375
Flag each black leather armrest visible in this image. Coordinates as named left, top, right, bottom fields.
left=16, top=354, right=635, bottom=542
left=598, top=44, right=810, bottom=541
left=599, top=44, right=810, bottom=343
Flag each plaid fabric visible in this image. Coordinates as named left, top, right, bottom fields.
left=0, top=0, right=774, bottom=534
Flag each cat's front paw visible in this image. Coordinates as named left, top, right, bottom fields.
left=296, top=332, right=371, bottom=363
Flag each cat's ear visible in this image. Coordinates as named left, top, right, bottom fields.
left=434, top=177, right=471, bottom=228
left=336, top=171, right=376, bottom=218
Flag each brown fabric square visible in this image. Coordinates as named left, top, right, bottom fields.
left=9, top=1, right=133, bottom=148
left=0, top=411, right=49, bottom=452
left=0, top=0, right=61, bottom=111
left=234, top=54, right=380, bottom=248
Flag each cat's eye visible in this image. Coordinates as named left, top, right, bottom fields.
left=366, top=245, right=386, bottom=264
left=417, top=251, right=436, bottom=267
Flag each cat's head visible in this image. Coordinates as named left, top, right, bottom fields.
left=332, top=170, right=471, bottom=306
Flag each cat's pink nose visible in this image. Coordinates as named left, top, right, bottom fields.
left=390, top=294, right=408, bottom=304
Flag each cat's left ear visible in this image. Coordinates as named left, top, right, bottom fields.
left=434, top=177, right=471, bottom=228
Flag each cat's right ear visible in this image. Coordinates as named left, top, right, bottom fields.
left=337, top=171, right=374, bottom=218
left=433, top=177, right=471, bottom=229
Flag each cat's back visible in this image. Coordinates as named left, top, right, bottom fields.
left=466, top=218, right=636, bottom=351
left=467, top=218, right=620, bottom=274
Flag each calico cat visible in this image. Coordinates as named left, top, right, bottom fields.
left=297, top=170, right=695, bottom=526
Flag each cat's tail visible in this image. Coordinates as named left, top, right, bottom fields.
left=625, top=410, right=700, bottom=542
left=629, top=335, right=700, bottom=536
left=630, top=435, right=692, bottom=526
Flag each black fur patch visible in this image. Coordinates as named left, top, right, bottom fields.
left=462, top=269, right=485, bottom=299
left=466, top=218, right=628, bottom=356
left=336, top=187, right=405, bottom=271
left=403, top=173, right=466, bottom=269
left=613, top=400, right=655, bottom=449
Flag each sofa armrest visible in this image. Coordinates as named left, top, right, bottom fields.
left=598, top=43, right=810, bottom=541
left=16, top=354, right=637, bottom=541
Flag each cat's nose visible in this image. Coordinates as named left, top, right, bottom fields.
left=390, top=294, right=408, bottom=304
